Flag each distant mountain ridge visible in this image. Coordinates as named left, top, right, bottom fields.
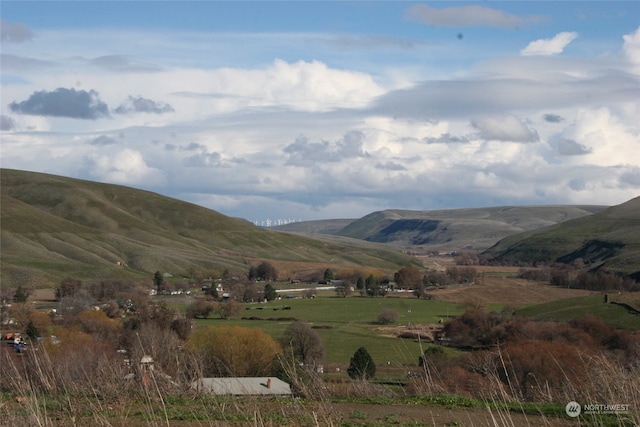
left=0, top=169, right=414, bottom=287
left=276, top=205, right=607, bottom=252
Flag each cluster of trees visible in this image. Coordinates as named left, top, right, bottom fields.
left=393, top=265, right=478, bottom=299
left=518, top=266, right=640, bottom=291
left=248, top=261, right=278, bottom=282
left=420, top=310, right=640, bottom=401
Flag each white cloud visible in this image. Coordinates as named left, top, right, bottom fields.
left=521, top=32, right=578, bottom=56
left=623, top=26, right=640, bottom=73
left=87, top=148, right=166, bottom=187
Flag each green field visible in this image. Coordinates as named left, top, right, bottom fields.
left=516, top=293, right=640, bottom=330
left=190, top=296, right=464, bottom=367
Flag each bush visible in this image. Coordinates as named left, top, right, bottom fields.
left=377, top=308, right=398, bottom=325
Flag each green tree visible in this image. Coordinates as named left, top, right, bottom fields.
left=356, top=277, right=364, bottom=290
left=323, top=268, right=334, bottom=282
left=153, top=271, right=164, bottom=293
left=364, top=274, right=376, bottom=289
left=347, top=347, right=376, bottom=380
left=264, top=283, right=278, bottom=301
left=13, top=286, right=29, bottom=303
left=25, top=320, right=39, bottom=341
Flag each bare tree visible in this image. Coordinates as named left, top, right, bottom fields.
left=281, top=321, right=325, bottom=373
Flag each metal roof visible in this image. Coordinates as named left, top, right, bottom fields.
left=191, top=377, right=292, bottom=396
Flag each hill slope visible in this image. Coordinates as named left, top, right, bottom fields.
left=485, top=197, right=640, bottom=278
left=332, top=205, right=606, bottom=251
left=0, top=169, right=414, bottom=287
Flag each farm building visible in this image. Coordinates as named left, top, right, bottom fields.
left=191, top=377, right=292, bottom=396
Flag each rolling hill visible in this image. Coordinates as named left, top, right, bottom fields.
left=485, top=196, right=640, bottom=278
left=0, top=169, right=415, bottom=288
left=325, top=205, right=607, bottom=251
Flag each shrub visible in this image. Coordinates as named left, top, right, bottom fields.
left=347, top=347, right=376, bottom=380
left=377, top=308, right=398, bottom=325
left=189, top=325, right=281, bottom=377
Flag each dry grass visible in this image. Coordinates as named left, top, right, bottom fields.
left=432, top=276, right=596, bottom=305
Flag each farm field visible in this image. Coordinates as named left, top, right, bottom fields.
left=194, top=295, right=461, bottom=368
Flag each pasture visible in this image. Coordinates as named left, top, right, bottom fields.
left=191, top=295, right=465, bottom=368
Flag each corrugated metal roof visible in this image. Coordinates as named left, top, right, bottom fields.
left=191, top=377, right=292, bottom=396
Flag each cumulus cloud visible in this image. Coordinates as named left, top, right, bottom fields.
left=472, top=116, right=539, bottom=142
left=87, top=148, right=165, bottom=186
left=284, top=131, right=368, bottom=166
left=0, top=115, right=17, bottom=131
left=521, top=32, right=578, bottom=56
left=406, top=4, right=541, bottom=29
left=555, top=138, right=592, bottom=156
left=623, top=26, right=640, bottom=73
left=114, top=96, right=175, bottom=114
left=9, top=88, right=111, bottom=119
left=0, top=19, right=34, bottom=43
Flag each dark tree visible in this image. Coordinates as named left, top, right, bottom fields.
left=249, top=262, right=278, bottom=281
left=323, top=268, right=334, bottom=282
left=25, top=320, right=39, bottom=341
left=56, top=277, right=82, bottom=300
left=264, top=283, right=278, bottom=301
left=281, top=321, right=325, bottom=371
left=13, top=286, right=29, bottom=303
left=205, top=285, right=219, bottom=299
left=257, top=261, right=278, bottom=281
left=153, top=271, right=164, bottom=293
left=356, top=277, right=364, bottom=290
left=364, top=274, right=376, bottom=289
left=347, top=347, right=376, bottom=380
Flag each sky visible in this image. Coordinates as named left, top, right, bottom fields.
left=1, top=1, right=639, bottom=224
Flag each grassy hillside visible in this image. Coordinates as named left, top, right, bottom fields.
left=0, top=169, right=415, bottom=287
left=516, top=293, right=640, bottom=330
left=485, top=197, right=640, bottom=278
left=334, top=205, right=606, bottom=251
left=272, top=218, right=355, bottom=235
